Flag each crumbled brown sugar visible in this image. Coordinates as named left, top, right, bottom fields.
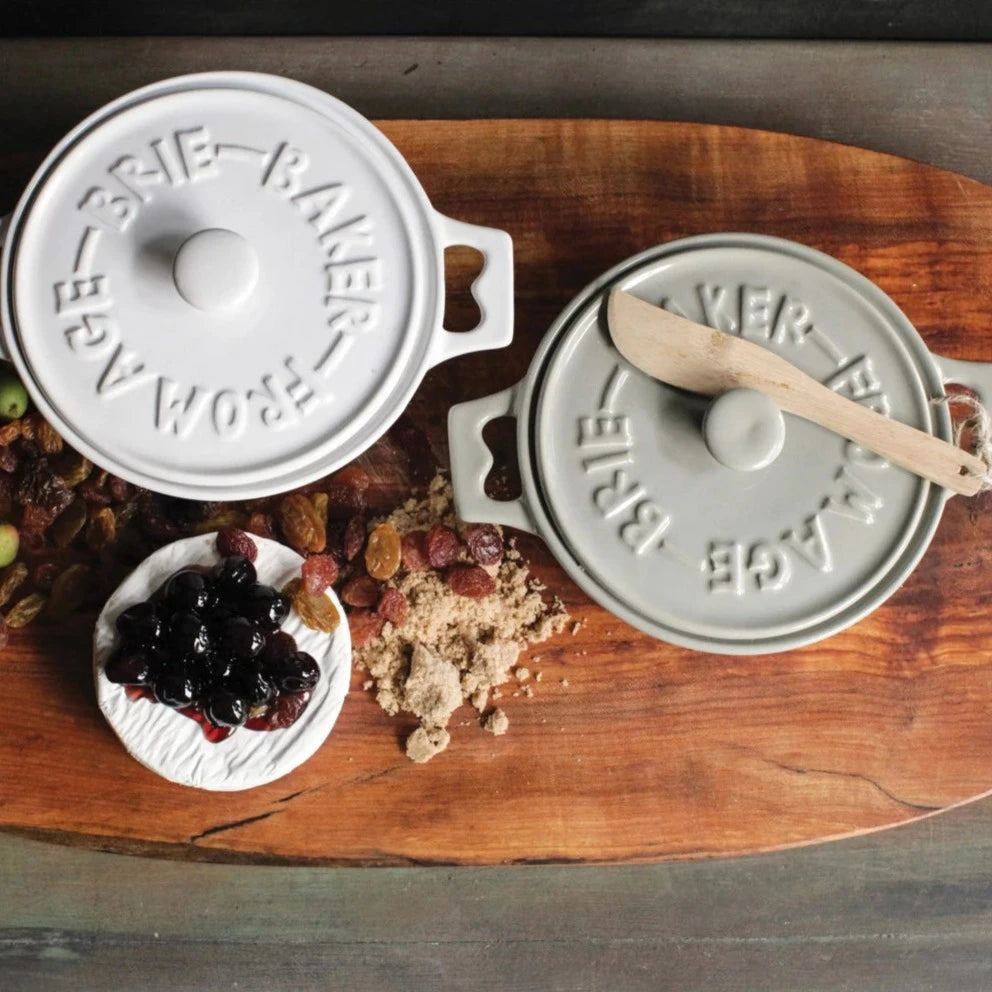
left=354, top=476, right=568, bottom=762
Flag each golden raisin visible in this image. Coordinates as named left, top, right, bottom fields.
left=284, top=578, right=341, bottom=634
left=365, top=522, right=401, bottom=580
left=49, top=498, right=87, bottom=548
left=86, top=506, right=117, bottom=550
left=47, top=564, right=91, bottom=619
left=6, top=592, right=48, bottom=628
left=0, top=561, right=28, bottom=608
left=35, top=419, right=64, bottom=456
left=279, top=494, right=326, bottom=553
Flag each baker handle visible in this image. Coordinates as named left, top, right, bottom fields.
left=429, top=214, right=514, bottom=366
left=0, top=215, right=11, bottom=361
left=935, top=353, right=992, bottom=405
left=447, top=385, right=538, bottom=535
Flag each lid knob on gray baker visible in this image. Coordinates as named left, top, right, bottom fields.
left=172, top=228, right=260, bottom=313
left=702, top=387, right=785, bottom=472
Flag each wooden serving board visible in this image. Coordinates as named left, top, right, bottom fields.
left=4, top=120, right=992, bottom=865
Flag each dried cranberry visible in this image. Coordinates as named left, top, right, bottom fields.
left=400, top=529, right=429, bottom=571
left=425, top=524, right=461, bottom=568
left=348, top=609, right=385, bottom=647
left=301, top=554, right=340, bottom=595
left=447, top=564, right=496, bottom=598
left=216, top=526, right=258, bottom=562
left=466, top=524, right=504, bottom=566
left=340, top=574, right=380, bottom=608
left=376, top=587, right=408, bottom=626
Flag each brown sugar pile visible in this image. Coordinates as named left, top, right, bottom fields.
left=353, top=476, right=568, bottom=762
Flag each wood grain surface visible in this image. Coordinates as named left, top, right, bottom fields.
left=4, top=119, right=992, bottom=866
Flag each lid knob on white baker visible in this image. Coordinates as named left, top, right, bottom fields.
left=172, top=228, right=260, bottom=313
left=702, top=387, right=785, bottom=472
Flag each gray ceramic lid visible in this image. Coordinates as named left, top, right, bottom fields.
left=527, top=235, right=949, bottom=652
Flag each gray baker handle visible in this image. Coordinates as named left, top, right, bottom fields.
left=427, top=214, right=514, bottom=367
left=447, top=385, right=538, bottom=535
left=935, top=354, right=992, bottom=403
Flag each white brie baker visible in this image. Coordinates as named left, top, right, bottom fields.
left=93, top=533, right=351, bottom=791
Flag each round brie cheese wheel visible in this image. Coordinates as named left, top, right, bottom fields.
left=93, top=533, right=351, bottom=790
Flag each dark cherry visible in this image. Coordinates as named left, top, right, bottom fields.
left=261, top=630, right=298, bottom=670
left=218, top=616, right=265, bottom=660
left=206, top=692, right=248, bottom=728
left=104, top=646, right=158, bottom=686
left=115, top=601, right=165, bottom=646
left=230, top=666, right=277, bottom=708
left=153, top=671, right=197, bottom=708
left=211, top=555, right=257, bottom=600
left=168, top=611, right=211, bottom=657
left=271, top=651, right=321, bottom=693
left=243, top=584, right=289, bottom=629
left=163, top=569, right=213, bottom=613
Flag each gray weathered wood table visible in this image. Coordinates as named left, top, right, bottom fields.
left=2, top=37, right=992, bottom=992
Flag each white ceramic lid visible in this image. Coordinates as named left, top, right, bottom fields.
left=451, top=235, right=955, bottom=654
left=1, top=73, right=513, bottom=499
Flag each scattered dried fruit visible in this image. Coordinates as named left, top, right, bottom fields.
left=343, top=514, right=366, bottom=561
left=0, top=561, right=28, bottom=608
left=376, top=587, right=408, bottom=626
left=340, top=574, right=380, bottom=608
left=349, top=609, right=385, bottom=647
left=86, top=506, right=117, bottom=551
left=246, top=512, right=276, bottom=540
left=6, top=591, right=47, bottom=628
left=365, top=522, right=401, bottom=580
left=466, top=524, right=504, bottom=566
left=330, top=464, right=371, bottom=492
left=284, top=578, right=341, bottom=634
left=279, top=493, right=326, bottom=553
left=324, top=482, right=365, bottom=520
left=47, top=563, right=91, bottom=618
left=216, top=526, right=258, bottom=562
left=446, top=564, right=497, bottom=598
left=301, top=554, right=340, bottom=595
left=35, top=419, right=64, bottom=456
left=49, top=498, right=87, bottom=548
left=424, top=524, right=461, bottom=568
left=400, top=529, right=429, bottom=571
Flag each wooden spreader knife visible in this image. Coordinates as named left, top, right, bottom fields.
left=606, top=288, right=987, bottom=497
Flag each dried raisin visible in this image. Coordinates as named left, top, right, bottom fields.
left=0, top=421, right=21, bottom=446
left=284, top=578, right=341, bottom=633
left=324, top=482, right=365, bottom=520
left=425, top=524, right=461, bottom=568
left=54, top=452, right=92, bottom=489
left=6, top=591, right=47, bottom=628
left=466, top=524, right=503, bottom=566
left=86, top=506, right=117, bottom=550
left=348, top=609, right=385, bottom=647
left=279, top=493, right=326, bottom=553
left=49, top=498, right=87, bottom=548
left=400, top=529, right=429, bottom=571
left=246, top=512, right=276, bottom=540
left=36, top=420, right=63, bottom=456
left=216, top=526, right=258, bottom=562
left=0, top=446, right=18, bottom=474
left=447, top=564, right=496, bottom=598
left=340, top=574, right=380, bottom=608
left=365, top=522, right=401, bottom=580
left=376, top=587, right=408, bottom=626
left=330, top=464, right=371, bottom=492
left=301, top=554, right=340, bottom=595
left=47, top=563, right=91, bottom=618
left=21, top=503, right=55, bottom=536
left=31, top=561, right=59, bottom=591
left=107, top=475, right=133, bottom=503
left=81, top=473, right=113, bottom=507
left=343, top=514, right=366, bottom=561
left=311, top=492, right=329, bottom=528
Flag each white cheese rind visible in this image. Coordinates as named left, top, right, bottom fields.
left=93, top=534, right=351, bottom=791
